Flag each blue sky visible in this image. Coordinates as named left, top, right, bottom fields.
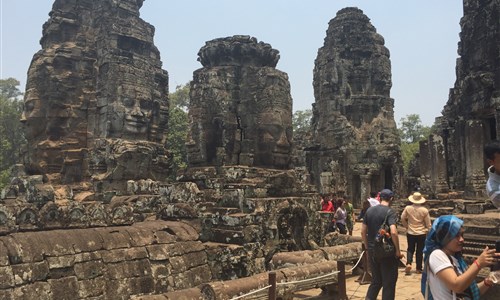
left=0, top=0, right=463, bottom=126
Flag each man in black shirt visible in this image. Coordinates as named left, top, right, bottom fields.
left=361, top=189, right=402, bottom=300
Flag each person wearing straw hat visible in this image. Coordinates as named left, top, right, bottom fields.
left=401, top=192, right=431, bottom=275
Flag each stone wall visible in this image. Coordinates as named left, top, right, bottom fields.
left=306, top=7, right=403, bottom=206
left=0, top=221, right=211, bottom=299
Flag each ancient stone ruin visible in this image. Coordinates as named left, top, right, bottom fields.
left=21, top=0, right=170, bottom=190
left=0, top=1, right=365, bottom=298
left=187, top=35, right=293, bottom=170
left=414, top=0, right=500, bottom=201
left=305, top=7, right=403, bottom=207
left=1, top=0, right=499, bottom=299
left=404, top=3, right=499, bottom=297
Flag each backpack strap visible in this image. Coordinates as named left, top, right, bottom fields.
left=382, top=208, right=392, bottom=227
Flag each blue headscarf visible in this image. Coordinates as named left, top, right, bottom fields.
left=421, top=215, right=480, bottom=300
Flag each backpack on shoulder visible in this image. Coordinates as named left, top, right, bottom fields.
left=373, top=209, right=396, bottom=259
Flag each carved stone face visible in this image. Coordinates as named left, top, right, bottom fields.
left=255, top=110, right=292, bottom=168
left=109, top=96, right=153, bottom=138
left=21, top=90, right=45, bottom=140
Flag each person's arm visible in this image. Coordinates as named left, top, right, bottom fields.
left=436, top=247, right=499, bottom=293
left=389, top=224, right=402, bottom=258
left=486, top=176, right=500, bottom=208
left=361, top=223, right=368, bottom=250
left=424, top=210, right=432, bottom=229
left=401, top=207, right=408, bottom=228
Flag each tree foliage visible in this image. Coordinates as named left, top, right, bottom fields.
left=398, top=114, right=432, bottom=143
left=292, top=109, right=312, bottom=134
left=167, top=84, right=190, bottom=179
left=0, top=78, right=26, bottom=190
left=169, top=83, right=190, bottom=111
left=398, top=114, right=433, bottom=172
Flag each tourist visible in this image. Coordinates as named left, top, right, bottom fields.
left=334, top=199, right=348, bottom=234
left=344, top=198, right=355, bottom=236
left=361, top=189, right=402, bottom=300
left=356, top=198, right=371, bottom=221
left=422, top=215, right=499, bottom=299
left=368, top=191, right=380, bottom=207
left=401, top=192, right=431, bottom=275
left=484, top=140, right=500, bottom=209
left=320, top=194, right=334, bottom=212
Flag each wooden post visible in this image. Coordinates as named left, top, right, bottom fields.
left=268, top=271, right=276, bottom=300
left=337, top=261, right=348, bottom=300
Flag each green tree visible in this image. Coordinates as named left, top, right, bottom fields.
left=398, top=114, right=433, bottom=172
left=169, top=83, right=190, bottom=110
left=0, top=78, right=26, bottom=190
left=398, top=114, right=432, bottom=143
left=292, top=109, right=312, bottom=134
left=167, top=84, right=190, bottom=178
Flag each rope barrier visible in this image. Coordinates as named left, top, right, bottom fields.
left=348, top=250, right=365, bottom=272
left=229, top=249, right=367, bottom=299
left=276, top=270, right=340, bottom=286
left=229, top=285, right=272, bottom=300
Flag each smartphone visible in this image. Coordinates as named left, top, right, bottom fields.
left=492, top=240, right=500, bottom=271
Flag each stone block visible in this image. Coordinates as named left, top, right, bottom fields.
left=465, top=203, right=485, bottom=214
left=48, top=266, right=76, bottom=279
left=0, top=241, right=9, bottom=266
left=74, top=251, right=102, bottom=263
left=100, top=247, right=148, bottom=263
left=46, top=255, right=75, bottom=269
left=74, top=260, right=105, bottom=279
left=1, top=235, right=24, bottom=264
left=164, top=241, right=205, bottom=256
left=11, top=261, right=49, bottom=285
left=106, top=259, right=152, bottom=279
left=184, top=264, right=212, bottom=287
left=0, top=266, right=14, bottom=288
left=146, top=244, right=170, bottom=261
left=49, top=276, right=79, bottom=300
left=105, top=279, right=130, bottom=300
left=151, top=263, right=170, bottom=293
left=70, top=230, right=104, bottom=253
left=0, top=289, right=13, bottom=300
left=169, top=251, right=208, bottom=274
left=129, top=275, right=155, bottom=295
left=12, top=281, right=51, bottom=299
left=93, top=227, right=131, bottom=250
left=78, top=277, right=106, bottom=298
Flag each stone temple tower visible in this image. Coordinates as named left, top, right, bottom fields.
left=21, top=0, right=170, bottom=189
left=187, top=35, right=293, bottom=170
left=306, top=7, right=403, bottom=206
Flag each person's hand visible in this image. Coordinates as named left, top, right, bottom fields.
left=476, top=246, right=498, bottom=268
left=488, top=270, right=499, bottom=285
left=396, top=251, right=404, bottom=259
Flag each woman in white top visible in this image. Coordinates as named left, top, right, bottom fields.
left=334, top=199, right=347, bottom=234
left=421, top=215, right=498, bottom=299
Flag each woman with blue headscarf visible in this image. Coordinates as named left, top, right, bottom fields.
left=421, top=215, right=498, bottom=299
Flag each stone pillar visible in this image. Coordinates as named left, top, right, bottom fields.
left=419, top=140, right=432, bottom=196
left=429, top=135, right=449, bottom=194
left=359, top=174, right=371, bottom=208
left=465, top=120, right=487, bottom=197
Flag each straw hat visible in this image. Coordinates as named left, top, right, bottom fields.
left=408, top=192, right=426, bottom=204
